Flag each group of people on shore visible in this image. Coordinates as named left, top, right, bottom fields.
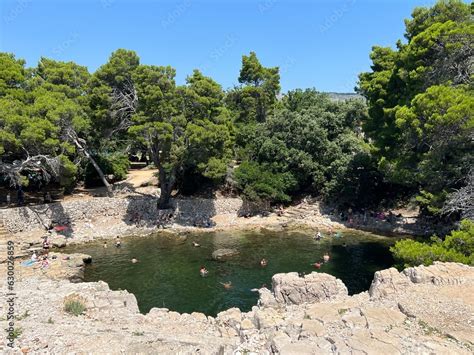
left=25, top=235, right=66, bottom=269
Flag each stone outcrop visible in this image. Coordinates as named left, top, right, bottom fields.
left=1, top=262, right=472, bottom=354
left=211, top=248, right=240, bottom=261
left=369, top=261, right=474, bottom=299
left=272, top=271, right=348, bottom=305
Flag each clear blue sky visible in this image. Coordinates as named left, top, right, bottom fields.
left=1, top=0, right=439, bottom=93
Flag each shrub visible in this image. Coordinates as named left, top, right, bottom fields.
left=233, top=161, right=296, bottom=204
left=11, top=327, right=22, bottom=340
left=84, top=152, right=130, bottom=187
left=64, top=294, right=87, bottom=316
left=391, top=220, right=474, bottom=267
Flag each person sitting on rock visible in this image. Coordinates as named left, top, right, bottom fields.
left=199, top=266, right=208, bottom=277
left=40, top=256, right=49, bottom=269
left=42, top=237, right=50, bottom=250
left=31, top=252, right=38, bottom=262
left=260, top=258, right=268, bottom=267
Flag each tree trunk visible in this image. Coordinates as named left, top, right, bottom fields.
left=72, top=136, right=113, bottom=197
left=157, top=165, right=176, bottom=209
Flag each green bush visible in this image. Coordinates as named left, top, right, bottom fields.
left=391, top=220, right=474, bottom=267
left=59, top=154, right=78, bottom=192
left=84, top=152, right=130, bottom=187
left=234, top=161, right=296, bottom=204
left=64, top=295, right=87, bottom=316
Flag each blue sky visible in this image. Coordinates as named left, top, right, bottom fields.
left=1, top=0, right=439, bottom=92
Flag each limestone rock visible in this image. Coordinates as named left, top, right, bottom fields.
left=300, top=319, right=325, bottom=337
left=271, top=331, right=291, bottom=353
left=369, top=267, right=411, bottom=299
left=280, top=341, right=317, bottom=355
left=272, top=272, right=348, bottom=305
left=257, top=287, right=279, bottom=308
left=211, top=248, right=239, bottom=261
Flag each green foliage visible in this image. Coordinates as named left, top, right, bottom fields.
left=227, top=52, right=280, bottom=124
left=130, top=67, right=234, bottom=207
left=234, top=161, right=296, bottom=204
left=84, top=152, right=129, bottom=186
left=391, top=220, right=474, bottom=267
left=10, top=327, right=22, bottom=340
left=357, top=0, right=473, bottom=215
left=64, top=296, right=87, bottom=316
left=236, top=88, right=373, bottom=206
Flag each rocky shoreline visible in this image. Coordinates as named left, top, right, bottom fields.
left=0, top=195, right=425, bottom=263
left=1, top=196, right=470, bottom=354
left=0, top=258, right=472, bottom=354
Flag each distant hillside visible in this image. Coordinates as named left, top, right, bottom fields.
left=326, top=92, right=364, bottom=101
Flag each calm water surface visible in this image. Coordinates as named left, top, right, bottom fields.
left=67, top=230, right=397, bottom=316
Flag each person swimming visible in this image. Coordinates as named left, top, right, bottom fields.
left=220, top=281, right=233, bottom=289
left=315, top=231, right=322, bottom=241
left=199, top=266, right=208, bottom=277
left=192, top=241, right=201, bottom=247
left=103, top=242, right=108, bottom=248
left=313, top=262, right=322, bottom=269
left=115, top=236, right=121, bottom=247
left=323, top=253, right=330, bottom=262
left=260, top=258, right=268, bottom=267
left=131, top=258, right=138, bottom=264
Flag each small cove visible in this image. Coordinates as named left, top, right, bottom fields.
left=67, top=229, right=399, bottom=316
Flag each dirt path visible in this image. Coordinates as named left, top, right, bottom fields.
left=123, top=168, right=158, bottom=188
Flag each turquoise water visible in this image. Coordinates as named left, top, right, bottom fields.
left=67, top=230, right=396, bottom=316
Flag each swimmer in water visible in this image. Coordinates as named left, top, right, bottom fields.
left=103, top=242, right=108, bottom=248
left=313, top=262, right=322, bottom=269
left=192, top=241, right=200, bottom=247
left=115, top=236, right=121, bottom=247
left=260, top=258, right=268, bottom=267
left=131, top=258, right=138, bottom=263
left=220, top=281, right=233, bottom=289
left=323, top=253, right=330, bottom=262
left=199, top=266, right=208, bottom=277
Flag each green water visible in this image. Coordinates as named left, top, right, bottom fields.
left=67, top=230, right=397, bottom=316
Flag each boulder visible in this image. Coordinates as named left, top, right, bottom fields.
left=257, top=287, right=279, bottom=308
left=272, top=272, right=348, bottom=305
left=211, top=248, right=239, bottom=261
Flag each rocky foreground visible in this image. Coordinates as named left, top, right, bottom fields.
left=0, top=261, right=472, bottom=354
